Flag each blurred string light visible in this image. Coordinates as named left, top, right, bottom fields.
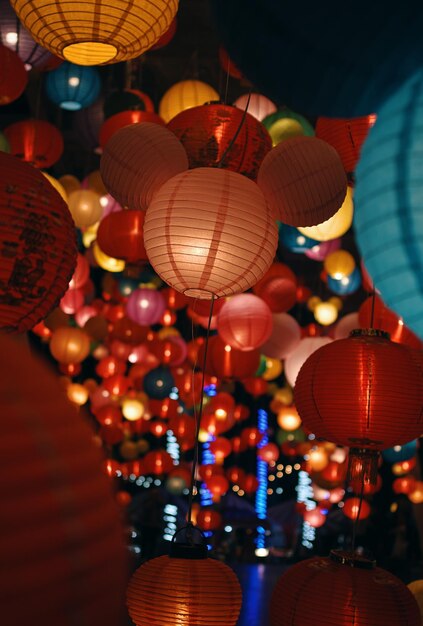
left=296, top=470, right=316, bottom=549
left=166, top=429, right=180, bottom=465
left=255, top=408, right=269, bottom=555
left=163, top=503, right=178, bottom=542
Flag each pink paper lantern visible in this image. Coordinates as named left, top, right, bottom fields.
left=333, top=312, right=360, bottom=340
left=305, top=237, right=341, bottom=261
left=217, top=293, right=273, bottom=351
left=126, top=288, right=166, bottom=326
left=261, top=313, right=301, bottom=359
left=233, top=92, right=277, bottom=121
left=285, top=336, right=333, bottom=387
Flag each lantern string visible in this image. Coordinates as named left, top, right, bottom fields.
left=370, top=285, right=376, bottom=329
left=223, top=56, right=231, bottom=105
left=217, top=88, right=252, bottom=169
left=351, top=468, right=365, bottom=554
left=186, top=296, right=215, bottom=525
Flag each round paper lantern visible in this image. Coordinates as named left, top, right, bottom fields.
left=217, top=293, right=272, bottom=351
left=298, top=186, right=354, bottom=242
left=294, top=329, right=423, bottom=477
left=355, top=69, right=423, bottom=339
left=269, top=551, right=420, bottom=626
left=333, top=312, right=360, bottom=340
left=277, top=406, right=301, bottom=431
left=4, top=119, right=63, bottom=168
left=393, top=475, right=417, bottom=495
left=0, top=44, right=27, bottom=104
left=100, top=122, right=188, bottom=211
left=206, top=474, right=230, bottom=499
left=303, top=507, right=326, bottom=528
left=126, top=288, right=166, bottom=326
left=167, top=103, right=272, bottom=180
left=382, top=440, right=418, bottom=464
left=59, top=174, right=80, bottom=196
left=45, top=61, right=101, bottom=110
left=143, top=366, right=174, bottom=399
left=96, top=210, right=148, bottom=263
left=327, top=266, right=362, bottom=296
left=99, top=110, right=165, bottom=148
left=0, top=334, right=127, bottom=626
left=0, top=153, right=76, bottom=333
left=343, top=497, right=371, bottom=520
left=10, top=0, right=179, bottom=66
left=316, top=115, right=377, bottom=173
left=127, top=545, right=242, bottom=626
left=305, top=237, right=341, bottom=262
left=200, top=335, right=261, bottom=381
left=144, top=167, right=278, bottom=298
left=324, top=249, right=356, bottom=280
left=409, top=483, right=423, bottom=504
left=143, top=449, right=174, bottom=475
left=285, top=336, right=333, bottom=387
left=103, top=89, right=154, bottom=119
left=314, top=301, right=339, bottom=326
left=49, top=326, right=91, bottom=364
left=358, top=295, right=422, bottom=349
left=159, top=80, right=220, bottom=123
left=252, top=263, right=297, bottom=313
left=257, top=136, right=348, bottom=227
left=408, top=581, right=423, bottom=623
left=196, top=509, right=222, bottom=531
left=233, top=92, right=276, bottom=122
left=68, top=189, right=102, bottom=228
left=278, top=223, right=320, bottom=253
left=218, top=46, right=243, bottom=79
left=262, top=108, right=314, bottom=146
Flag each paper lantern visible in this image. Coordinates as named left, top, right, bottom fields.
left=355, top=69, right=423, bottom=339
left=393, top=475, right=417, bottom=495
left=233, top=92, right=276, bottom=122
left=127, top=547, right=242, bottom=626
left=251, top=263, right=297, bottom=314
left=59, top=174, right=80, bottom=196
left=0, top=44, right=27, bottom=104
left=206, top=474, right=230, bottom=499
left=262, top=108, right=314, bottom=146
left=298, top=186, right=354, bottom=242
left=258, top=136, right=347, bottom=227
left=126, top=288, right=166, bottom=326
left=409, top=483, right=423, bottom=504
left=96, top=210, right=148, bottom=263
left=10, top=0, right=179, bottom=66
left=327, top=266, right=361, bottom=295
left=303, top=507, right=326, bottom=528
left=0, top=334, right=127, bottom=626
left=4, top=119, right=63, bottom=168
left=408, top=580, right=423, bottom=622
left=333, top=312, right=360, bottom=340
left=285, top=336, right=333, bottom=387
left=49, top=326, right=91, bottom=364
left=218, top=46, right=243, bottom=79
left=167, top=103, right=272, bottom=180
left=200, top=335, right=261, bottom=381
left=45, top=61, right=101, bottom=110
left=316, top=115, right=377, bottom=173
left=144, top=167, right=277, bottom=298
left=278, top=223, right=319, bottom=253
left=60, top=287, right=84, bottom=314
left=305, top=237, right=341, bottom=261
left=314, top=301, right=339, bottom=326
left=93, top=242, right=125, bottom=272
left=343, top=497, right=371, bottom=520
left=103, top=89, right=155, bottom=119
left=358, top=295, right=422, bottom=349
left=277, top=406, right=301, bottom=431
left=382, top=440, right=418, bottom=464
left=159, top=80, right=220, bottom=123
left=269, top=551, right=420, bottom=626
left=217, top=293, right=272, bottom=351
left=324, top=249, right=356, bottom=280
left=143, top=366, right=174, bottom=399
left=294, top=329, right=423, bottom=480
left=68, top=189, right=102, bottom=228
left=196, top=510, right=222, bottom=531
left=99, top=110, right=165, bottom=148
left=143, top=449, right=174, bottom=475
left=0, top=153, right=76, bottom=333
left=100, top=122, right=188, bottom=211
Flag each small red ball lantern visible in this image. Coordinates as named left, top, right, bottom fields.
left=242, top=474, right=259, bottom=494
left=199, top=335, right=261, bottom=380
left=343, top=497, right=371, bottom=520
left=269, top=551, right=420, bottom=626
left=167, top=103, right=272, bottom=180
left=241, top=427, right=263, bottom=448
left=393, top=475, right=417, bottom=495
left=209, top=437, right=232, bottom=463
left=96, top=210, right=148, bottom=263
left=5, top=119, right=64, bottom=168
left=0, top=44, right=27, bottom=105
left=252, top=263, right=297, bottom=313
left=168, top=414, right=196, bottom=450
left=196, top=509, right=222, bottom=531
left=0, top=153, right=76, bottom=333
left=217, top=293, right=273, bottom=351
left=258, top=442, right=279, bottom=463
left=143, top=449, right=174, bottom=475
left=206, top=474, right=230, bottom=499
left=126, top=288, right=166, bottom=326
left=257, top=136, right=348, bottom=227
left=99, top=110, right=165, bottom=148
left=303, top=507, right=326, bottom=528
left=315, top=115, right=377, bottom=173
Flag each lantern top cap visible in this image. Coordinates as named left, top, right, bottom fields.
left=330, top=549, right=376, bottom=569
left=349, top=328, right=390, bottom=340
left=169, top=523, right=208, bottom=559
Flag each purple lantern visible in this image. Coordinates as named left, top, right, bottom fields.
left=305, top=237, right=341, bottom=261
left=126, top=289, right=166, bottom=326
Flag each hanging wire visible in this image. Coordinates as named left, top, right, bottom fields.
left=186, top=296, right=215, bottom=524
left=370, top=284, right=376, bottom=329
left=216, top=88, right=252, bottom=169
left=223, top=56, right=231, bottom=105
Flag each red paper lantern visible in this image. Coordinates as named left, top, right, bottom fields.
left=96, top=210, right=148, bottom=263
left=59, top=286, right=84, bottom=314
left=206, top=474, right=230, bottom=499
left=217, top=293, right=272, bottom=351
left=257, top=136, right=348, bottom=227
left=209, top=437, right=232, bottom=462
left=315, top=115, right=377, bottom=173
left=243, top=377, right=268, bottom=397
left=393, top=475, right=418, bottom=495
left=168, top=414, right=195, bottom=450
left=269, top=551, right=420, bottom=626
left=0, top=153, right=76, bottom=333
left=199, top=464, right=225, bottom=482
left=218, top=46, right=243, bottom=79
left=109, top=316, right=149, bottom=345
left=0, top=44, right=27, bottom=105
left=196, top=509, right=222, bottom=531
left=252, top=263, right=297, bottom=313
left=143, top=449, right=174, bottom=475
left=199, top=335, right=261, bottom=380
left=226, top=466, right=246, bottom=484
left=143, top=167, right=278, bottom=299
left=303, top=507, right=326, bottom=528
left=167, top=103, right=272, bottom=180
left=242, top=474, right=259, bottom=494
left=101, top=122, right=188, bottom=211
left=358, top=295, right=422, bottom=349
left=126, top=288, right=166, bottom=326
left=5, top=119, right=64, bottom=168
left=0, top=334, right=126, bottom=626
left=258, top=442, right=280, bottom=463
left=96, top=355, right=126, bottom=379
left=241, top=427, right=263, bottom=448
left=99, top=110, right=165, bottom=148
left=343, top=497, right=371, bottom=520
left=68, top=252, right=90, bottom=289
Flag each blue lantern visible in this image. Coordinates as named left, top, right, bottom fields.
left=143, top=366, right=174, bottom=400
left=46, top=62, right=101, bottom=111
left=382, top=440, right=418, bottom=464
left=355, top=69, right=423, bottom=339
left=327, top=266, right=361, bottom=295
left=278, top=222, right=319, bottom=253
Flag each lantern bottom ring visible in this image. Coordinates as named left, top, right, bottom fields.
left=63, top=41, right=118, bottom=65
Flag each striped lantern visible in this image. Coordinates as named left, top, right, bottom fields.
left=0, top=152, right=76, bottom=333
left=99, top=110, right=165, bottom=149
left=143, top=167, right=278, bottom=299
left=10, top=0, right=179, bottom=66
left=0, top=333, right=127, bottom=626
left=257, top=136, right=348, bottom=227
left=45, top=62, right=101, bottom=110
left=270, top=551, right=420, bottom=626
left=315, top=115, right=377, bottom=173
left=100, top=122, right=188, bottom=211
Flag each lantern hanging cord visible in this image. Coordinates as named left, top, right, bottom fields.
left=217, top=88, right=252, bottom=169
left=351, top=469, right=365, bottom=554
left=186, top=296, right=215, bottom=524
left=370, top=285, right=376, bottom=329
left=223, top=55, right=231, bottom=105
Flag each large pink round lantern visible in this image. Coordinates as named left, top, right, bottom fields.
left=261, top=313, right=301, bottom=359
left=143, top=167, right=278, bottom=299
left=126, top=288, right=166, bottom=326
left=217, top=293, right=272, bottom=351
left=285, top=336, right=333, bottom=387
left=100, top=122, right=189, bottom=211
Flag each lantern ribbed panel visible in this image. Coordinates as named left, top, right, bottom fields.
left=261, top=312, right=301, bottom=359
left=257, top=136, right=348, bottom=227
left=316, top=115, right=377, bottom=173
left=10, top=0, right=179, bottom=65
left=252, top=262, right=297, bottom=313
left=217, top=293, right=273, bottom=351
left=97, top=210, right=148, bottom=262
left=233, top=92, right=276, bottom=122
left=298, top=185, right=354, bottom=242
left=4, top=119, right=63, bottom=168
left=100, top=122, right=188, bottom=210
left=0, top=153, right=76, bottom=333
left=99, top=110, right=165, bottom=148
left=294, top=333, right=423, bottom=449
left=159, top=80, right=220, bottom=123
left=0, top=44, right=27, bottom=104
left=127, top=555, right=242, bottom=625
left=167, top=103, right=272, bottom=179
left=354, top=69, right=423, bottom=339
left=0, top=334, right=127, bottom=626
left=45, top=62, right=101, bottom=110
left=269, top=555, right=420, bottom=626
left=144, top=168, right=277, bottom=299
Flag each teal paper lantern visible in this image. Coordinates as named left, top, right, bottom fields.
left=46, top=62, right=101, bottom=111
left=327, top=266, right=361, bottom=295
left=278, top=222, right=319, bottom=253
left=355, top=69, right=423, bottom=339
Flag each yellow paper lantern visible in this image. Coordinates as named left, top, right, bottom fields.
left=314, top=301, right=339, bottom=326
left=67, top=383, right=89, bottom=405
left=307, top=296, right=321, bottom=312
left=409, top=481, right=423, bottom=504
left=277, top=406, right=302, bottom=431
left=159, top=80, right=220, bottom=123
left=324, top=249, right=356, bottom=279
left=93, top=242, right=126, bottom=273
left=10, top=0, right=179, bottom=66
left=308, top=447, right=329, bottom=472
left=42, top=172, right=68, bottom=202
left=262, top=357, right=283, bottom=381
left=298, top=186, right=354, bottom=242
left=68, top=189, right=103, bottom=228
left=122, top=398, right=145, bottom=421
left=49, top=327, right=91, bottom=364
left=274, top=387, right=294, bottom=406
